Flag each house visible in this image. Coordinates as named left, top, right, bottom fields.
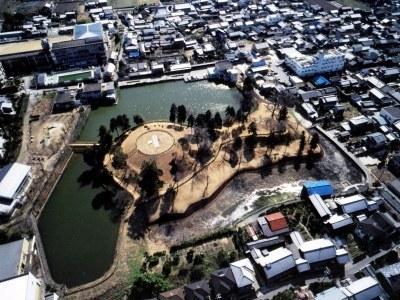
left=298, top=239, right=336, bottom=264
left=381, top=106, right=400, bottom=125
left=377, top=262, right=400, bottom=299
left=0, top=238, right=36, bottom=281
left=366, top=132, right=387, bottom=150
left=184, top=280, right=211, bottom=300
left=388, top=154, right=400, bottom=177
left=309, top=194, right=331, bottom=219
left=349, top=115, right=372, bottom=134
left=257, top=212, right=289, bottom=237
left=210, top=259, right=259, bottom=299
left=0, top=163, right=32, bottom=216
left=335, top=194, right=370, bottom=214
left=355, top=212, right=398, bottom=252
left=52, top=91, right=77, bottom=113
left=315, top=276, right=382, bottom=300
left=0, top=273, right=43, bottom=300
left=158, top=287, right=185, bottom=300
left=230, top=259, right=259, bottom=296
left=250, top=247, right=296, bottom=280
left=302, top=181, right=333, bottom=198
left=325, top=214, right=353, bottom=230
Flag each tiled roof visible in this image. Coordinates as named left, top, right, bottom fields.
left=266, top=212, right=288, bottom=231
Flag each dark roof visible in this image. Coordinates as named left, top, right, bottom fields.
left=54, top=1, right=80, bottom=14
left=83, top=83, right=101, bottom=93
left=210, top=268, right=236, bottom=296
left=54, top=91, right=75, bottom=104
left=185, top=280, right=211, bottom=300
left=359, top=212, right=395, bottom=239
left=52, top=38, right=103, bottom=50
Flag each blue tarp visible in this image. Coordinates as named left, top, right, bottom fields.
left=313, top=75, right=330, bottom=87
left=303, top=180, right=333, bottom=197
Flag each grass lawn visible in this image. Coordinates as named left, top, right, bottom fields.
left=59, top=71, right=92, bottom=82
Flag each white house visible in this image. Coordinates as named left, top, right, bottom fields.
left=316, top=276, right=382, bottom=300
left=335, top=194, right=372, bottom=214
left=325, top=214, right=353, bottom=230
left=281, top=48, right=345, bottom=77
left=251, top=247, right=296, bottom=279
left=0, top=163, right=32, bottom=215
left=298, top=239, right=336, bottom=264
left=230, top=258, right=260, bottom=292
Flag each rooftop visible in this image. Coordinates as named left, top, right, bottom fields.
left=0, top=239, right=25, bottom=281
left=0, top=36, right=72, bottom=56
left=0, top=163, right=31, bottom=200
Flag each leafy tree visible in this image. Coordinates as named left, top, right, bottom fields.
left=225, top=106, right=236, bottom=120
left=186, top=250, right=194, bottom=263
left=243, top=76, right=253, bottom=92
left=177, top=105, right=187, bottom=125
left=190, top=265, right=205, bottom=282
left=214, top=112, right=223, bottom=128
left=98, top=126, right=113, bottom=157
left=169, top=103, right=177, bottom=124
left=138, top=160, right=164, bottom=197
left=196, top=144, right=212, bottom=164
left=193, top=254, right=204, bottom=265
left=195, top=114, right=206, bottom=128
left=298, top=131, right=306, bottom=155
left=271, top=289, right=295, bottom=300
left=232, top=136, right=243, bottom=151
left=278, top=106, right=288, bottom=122
left=248, top=122, right=257, bottom=136
left=235, top=108, right=245, bottom=124
left=205, top=110, right=212, bottom=124
left=129, top=272, right=171, bottom=300
left=112, top=146, right=128, bottom=169
left=117, top=114, right=130, bottom=132
left=187, top=114, right=195, bottom=129
left=216, top=250, right=230, bottom=268
left=309, top=133, right=320, bottom=150
left=133, top=114, right=144, bottom=126
left=162, top=260, right=172, bottom=276
left=110, top=117, right=118, bottom=135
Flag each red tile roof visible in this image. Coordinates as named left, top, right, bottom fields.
left=266, top=212, right=288, bottom=231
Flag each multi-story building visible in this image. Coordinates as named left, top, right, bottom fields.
left=49, top=22, right=108, bottom=70
left=0, top=163, right=32, bottom=216
left=281, top=48, right=345, bottom=77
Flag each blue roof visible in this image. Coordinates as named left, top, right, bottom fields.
left=313, top=75, right=330, bottom=87
left=303, top=180, right=333, bottom=197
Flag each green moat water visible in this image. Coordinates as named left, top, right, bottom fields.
left=39, top=81, right=242, bottom=287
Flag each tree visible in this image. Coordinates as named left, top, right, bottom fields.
left=187, top=114, right=195, bottom=129
left=133, top=114, right=144, bottom=126
left=117, top=114, right=130, bottom=132
left=243, top=76, right=253, bottom=92
left=112, top=146, right=128, bottom=169
left=309, top=133, right=320, bottom=151
left=98, top=126, right=113, bottom=154
left=110, top=117, right=118, bottom=135
left=225, top=106, right=236, bottom=120
left=129, top=272, right=171, bottom=300
left=177, top=105, right=187, bottom=125
left=278, top=106, right=288, bottom=122
left=195, top=114, right=206, bottom=128
left=214, top=112, right=223, bottom=128
left=216, top=250, right=230, bottom=268
left=190, top=265, right=205, bottom=282
left=204, top=110, right=212, bottom=124
left=169, top=103, right=177, bottom=124
left=232, top=136, right=243, bottom=151
left=248, top=121, right=257, bottom=136
left=235, top=108, right=245, bottom=124
left=138, top=160, right=164, bottom=197
left=298, top=131, right=306, bottom=155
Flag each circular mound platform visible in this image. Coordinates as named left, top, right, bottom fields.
left=136, top=130, right=175, bottom=156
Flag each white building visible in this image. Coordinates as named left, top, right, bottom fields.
left=335, top=194, right=374, bottom=214
left=0, top=163, right=32, bottom=215
left=281, top=48, right=345, bottom=77
left=0, top=272, right=43, bottom=300
left=299, top=239, right=336, bottom=264
left=325, top=214, right=353, bottom=230
left=309, top=194, right=331, bottom=219
left=230, top=258, right=260, bottom=292
left=251, top=247, right=296, bottom=279
left=315, top=276, right=382, bottom=300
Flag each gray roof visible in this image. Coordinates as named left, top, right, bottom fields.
left=0, top=239, right=24, bottom=281
left=378, top=262, right=400, bottom=279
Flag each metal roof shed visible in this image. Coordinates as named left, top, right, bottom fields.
left=302, top=180, right=333, bottom=198
left=309, top=194, right=332, bottom=218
